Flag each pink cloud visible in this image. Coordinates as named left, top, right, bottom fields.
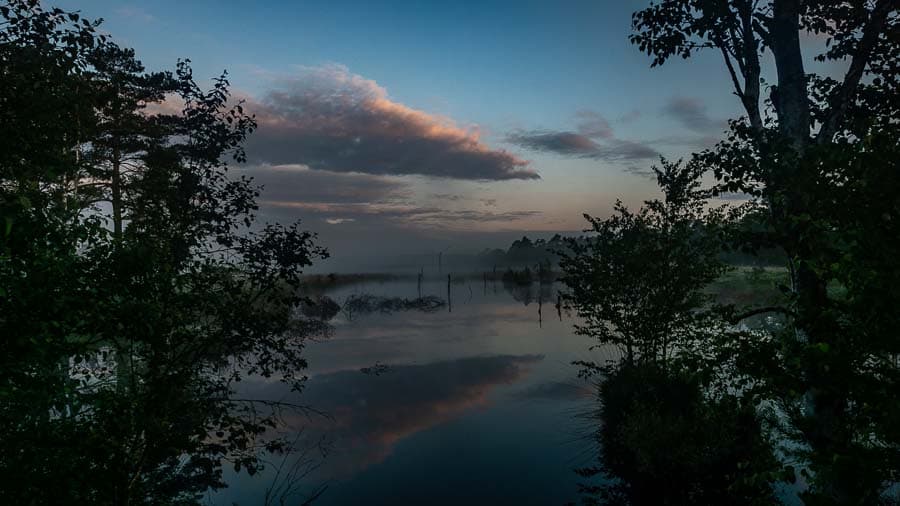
left=243, top=64, right=539, bottom=181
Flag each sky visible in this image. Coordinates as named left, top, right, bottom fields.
left=51, top=0, right=837, bottom=268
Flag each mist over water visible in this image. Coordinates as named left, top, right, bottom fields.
left=303, top=230, right=579, bottom=274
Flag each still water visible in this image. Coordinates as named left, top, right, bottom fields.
left=211, top=276, right=618, bottom=505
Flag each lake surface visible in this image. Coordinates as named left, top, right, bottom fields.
left=211, top=276, right=618, bottom=505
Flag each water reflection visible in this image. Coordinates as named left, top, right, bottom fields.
left=501, top=280, right=556, bottom=307
left=214, top=279, right=601, bottom=505
left=303, top=354, right=542, bottom=474
left=514, top=380, right=592, bottom=402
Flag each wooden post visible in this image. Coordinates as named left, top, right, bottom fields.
left=538, top=291, right=543, bottom=328
left=417, top=267, right=423, bottom=299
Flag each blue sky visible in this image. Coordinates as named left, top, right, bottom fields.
left=71, top=0, right=740, bottom=123
left=54, top=0, right=788, bottom=264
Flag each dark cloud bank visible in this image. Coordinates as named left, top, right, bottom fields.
left=239, top=165, right=410, bottom=204
left=662, top=96, right=727, bottom=133
left=505, top=109, right=658, bottom=161
left=241, top=164, right=543, bottom=235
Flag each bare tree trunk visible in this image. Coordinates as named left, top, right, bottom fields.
left=769, top=3, right=855, bottom=501
left=738, top=0, right=763, bottom=134
left=111, top=148, right=123, bottom=241
left=771, top=0, right=809, bottom=153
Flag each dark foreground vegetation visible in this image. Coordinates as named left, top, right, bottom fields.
left=1, top=1, right=328, bottom=503
left=561, top=1, right=900, bottom=504
left=1, top=0, right=898, bottom=505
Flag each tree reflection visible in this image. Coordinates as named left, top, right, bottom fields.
left=501, top=279, right=555, bottom=307
left=576, top=364, right=779, bottom=505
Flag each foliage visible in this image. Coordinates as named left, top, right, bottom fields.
left=625, top=0, right=900, bottom=503
left=479, top=234, right=565, bottom=267
left=560, top=159, right=730, bottom=370
left=0, top=1, right=327, bottom=503
left=502, top=266, right=535, bottom=286
left=560, top=158, right=780, bottom=503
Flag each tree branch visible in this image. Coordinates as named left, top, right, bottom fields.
left=739, top=0, right=764, bottom=134
left=817, top=0, right=894, bottom=144
left=718, top=40, right=745, bottom=100
left=728, top=306, right=795, bottom=324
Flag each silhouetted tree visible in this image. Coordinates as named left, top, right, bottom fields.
left=560, top=159, right=728, bottom=370
left=627, top=1, right=899, bottom=502
left=561, top=160, right=779, bottom=504
left=0, top=2, right=327, bottom=503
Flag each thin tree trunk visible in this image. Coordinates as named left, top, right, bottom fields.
left=111, top=78, right=125, bottom=241
left=112, top=148, right=123, bottom=241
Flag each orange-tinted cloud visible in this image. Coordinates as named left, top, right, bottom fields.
left=243, top=65, right=539, bottom=181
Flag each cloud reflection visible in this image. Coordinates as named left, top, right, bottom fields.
left=283, top=354, right=544, bottom=475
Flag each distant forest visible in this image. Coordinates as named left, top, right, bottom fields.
left=478, top=235, right=565, bottom=267
left=481, top=225, right=785, bottom=269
